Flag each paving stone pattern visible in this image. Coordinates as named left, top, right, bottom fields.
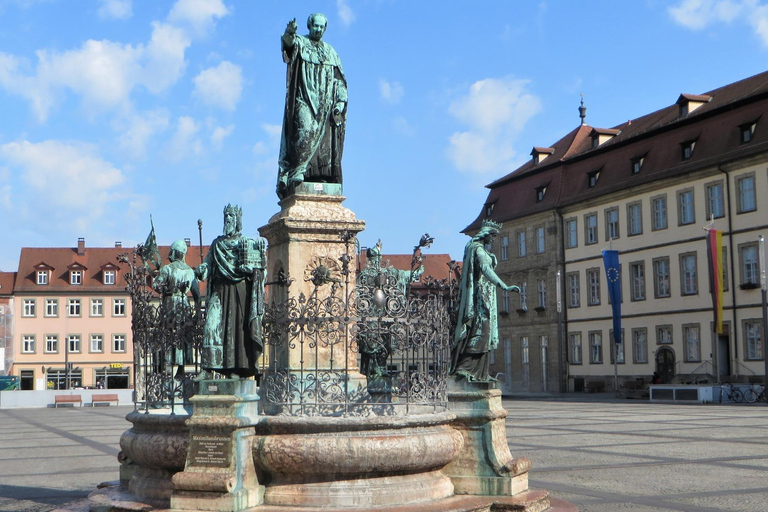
left=1, top=398, right=768, bottom=511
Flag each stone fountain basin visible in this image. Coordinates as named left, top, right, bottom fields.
left=253, top=411, right=464, bottom=508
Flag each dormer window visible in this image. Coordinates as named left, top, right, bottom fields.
left=36, top=270, right=49, bottom=285
left=531, top=147, right=554, bottom=165
left=631, top=156, right=644, bottom=175
left=590, top=128, right=620, bottom=149
left=101, top=263, right=119, bottom=285
left=104, top=270, right=116, bottom=285
left=677, top=94, right=711, bottom=117
left=536, top=186, right=547, bottom=203
left=740, top=122, right=757, bottom=144
left=588, top=170, right=600, bottom=188
left=70, top=270, right=82, bottom=285
left=485, top=202, right=495, bottom=217
left=681, top=140, right=696, bottom=160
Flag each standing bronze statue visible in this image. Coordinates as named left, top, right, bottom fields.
left=451, top=220, right=519, bottom=382
left=277, top=13, right=347, bottom=199
left=196, top=205, right=267, bottom=378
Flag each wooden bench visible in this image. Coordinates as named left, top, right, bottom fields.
left=91, top=393, right=119, bottom=406
left=54, top=395, right=82, bottom=407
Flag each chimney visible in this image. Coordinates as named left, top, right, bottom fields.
left=77, top=238, right=85, bottom=256
left=115, top=241, right=122, bottom=248
left=184, top=238, right=191, bottom=247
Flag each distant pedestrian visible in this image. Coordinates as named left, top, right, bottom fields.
left=651, top=372, right=661, bottom=384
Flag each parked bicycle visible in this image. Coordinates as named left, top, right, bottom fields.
left=743, top=384, right=768, bottom=404
left=719, top=383, right=744, bottom=403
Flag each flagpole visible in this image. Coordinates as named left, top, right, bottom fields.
left=197, top=219, right=204, bottom=265
left=759, top=235, right=767, bottom=390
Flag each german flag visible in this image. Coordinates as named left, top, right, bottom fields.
left=706, top=229, right=724, bottom=334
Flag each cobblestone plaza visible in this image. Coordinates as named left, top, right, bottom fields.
left=1, top=397, right=767, bottom=511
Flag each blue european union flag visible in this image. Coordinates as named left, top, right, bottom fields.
left=602, top=250, right=622, bottom=344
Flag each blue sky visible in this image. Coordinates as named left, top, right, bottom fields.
left=0, top=0, right=766, bottom=272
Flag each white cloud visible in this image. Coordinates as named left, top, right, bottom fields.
left=668, top=0, right=768, bottom=46
left=393, top=117, right=414, bottom=137
left=446, top=77, right=541, bottom=175
left=115, top=109, right=170, bottom=158
left=0, top=21, right=190, bottom=121
left=193, top=61, right=242, bottom=110
left=168, top=0, right=230, bottom=36
left=379, top=79, right=404, bottom=104
left=336, top=0, right=355, bottom=26
left=211, top=124, right=234, bottom=151
left=0, top=140, right=125, bottom=229
left=168, top=116, right=202, bottom=161
left=98, top=0, right=132, bottom=20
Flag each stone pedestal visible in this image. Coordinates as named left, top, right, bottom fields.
left=258, top=189, right=367, bottom=413
left=170, top=379, right=264, bottom=511
left=443, top=378, right=532, bottom=496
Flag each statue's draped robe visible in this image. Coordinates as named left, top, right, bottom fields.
left=202, top=235, right=263, bottom=377
left=451, top=240, right=501, bottom=381
left=277, top=34, right=347, bottom=198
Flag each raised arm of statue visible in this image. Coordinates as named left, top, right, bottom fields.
left=282, top=18, right=298, bottom=54
left=477, top=249, right=518, bottom=292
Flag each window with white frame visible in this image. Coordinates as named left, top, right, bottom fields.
left=517, top=231, right=526, bottom=257
left=680, top=253, right=698, bottom=295
left=633, top=328, right=648, bottom=363
left=741, top=244, right=759, bottom=286
left=90, top=334, right=104, bottom=353
left=706, top=181, right=725, bottom=219
left=684, top=325, right=700, bottom=362
left=585, top=213, right=597, bottom=245
left=67, top=334, right=81, bottom=353
left=500, top=236, right=509, bottom=261
left=654, top=257, right=671, bottom=298
left=589, top=331, right=603, bottom=364
left=627, top=202, right=642, bottom=236
left=657, top=325, right=673, bottom=345
left=652, top=195, right=667, bottom=230
left=630, top=262, right=645, bottom=301
left=22, top=299, right=36, bottom=317
left=70, top=270, right=82, bottom=285
left=605, top=208, right=619, bottom=240
left=587, top=268, right=600, bottom=305
left=537, top=279, right=546, bottom=309
left=36, top=270, right=48, bottom=285
left=68, top=298, right=81, bottom=317
left=678, top=189, right=695, bottom=225
left=745, top=321, right=763, bottom=360
left=113, top=298, right=126, bottom=317
left=567, top=272, right=580, bottom=308
left=113, top=334, right=126, bottom=353
left=521, top=337, right=529, bottom=389
left=22, top=335, right=35, bottom=353
left=104, top=270, right=116, bottom=285
left=45, top=299, right=58, bottom=317
left=90, top=299, right=104, bottom=317
left=45, top=334, right=58, bottom=353
left=737, top=174, right=756, bottom=213
left=610, top=330, right=625, bottom=364
left=566, top=218, right=577, bottom=249
left=569, top=333, right=582, bottom=364
left=535, top=227, right=545, bottom=253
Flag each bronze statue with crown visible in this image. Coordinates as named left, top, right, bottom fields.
left=450, top=219, right=520, bottom=382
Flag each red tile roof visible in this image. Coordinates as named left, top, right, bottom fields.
left=0, top=272, right=16, bottom=296
left=357, top=253, right=458, bottom=283
left=466, top=69, right=768, bottom=232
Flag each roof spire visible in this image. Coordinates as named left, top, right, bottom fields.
left=579, top=93, right=587, bottom=125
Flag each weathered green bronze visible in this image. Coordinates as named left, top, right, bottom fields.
left=451, top=220, right=519, bottom=382
left=153, top=239, right=201, bottom=370
left=195, top=205, right=267, bottom=378
left=357, top=240, right=424, bottom=379
left=277, top=13, right=347, bottom=200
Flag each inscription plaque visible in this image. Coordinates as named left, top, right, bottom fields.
left=189, top=435, right=231, bottom=468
